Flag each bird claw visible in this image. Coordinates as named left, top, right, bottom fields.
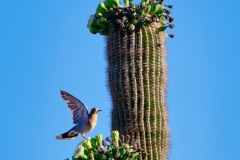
left=82, top=135, right=89, bottom=141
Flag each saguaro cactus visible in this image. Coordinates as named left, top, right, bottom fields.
left=88, top=0, right=174, bottom=159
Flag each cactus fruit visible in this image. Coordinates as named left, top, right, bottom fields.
left=94, top=12, right=103, bottom=18
left=96, top=2, right=109, bottom=17
left=124, top=0, right=129, bottom=6
left=152, top=4, right=163, bottom=14
left=168, top=33, right=174, bottom=38
left=104, top=0, right=115, bottom=8
left=145, top=5, right=152, bottom=14
left=128, top=23, right=135, bottom=31
left=111, top=0, right=121, bottom=7
left=97, top=18, right=107, bottom=28
left=144, top=0, right=150, bottom=5
left=100, top=16, right=107, bottom=23
left=140, top=2, right=145, bottom=9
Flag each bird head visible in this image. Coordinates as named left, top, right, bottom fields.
left=90, top=108, right=102, bottom=114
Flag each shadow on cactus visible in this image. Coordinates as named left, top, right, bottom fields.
left=68, top=131, right=146, bottom=160
left=87, top=0, right=174, bottom=37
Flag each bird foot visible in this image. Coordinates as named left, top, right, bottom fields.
left=82, top=135, right=89, bottom=141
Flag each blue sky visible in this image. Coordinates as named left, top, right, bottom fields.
left=0, top=0, right=240, bottom=159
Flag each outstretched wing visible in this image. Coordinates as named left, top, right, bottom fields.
left=60, top=90, right=88, bottom=124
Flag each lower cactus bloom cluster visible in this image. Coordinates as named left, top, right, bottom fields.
left=87, top=0, right=174, bottom=37
left=71, top=131, right=145, bottom=160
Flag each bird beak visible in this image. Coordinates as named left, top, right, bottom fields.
left=97, top=110, right=102, bottom=113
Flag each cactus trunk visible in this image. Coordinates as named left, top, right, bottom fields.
left=106, top=23, right=169, bottom=160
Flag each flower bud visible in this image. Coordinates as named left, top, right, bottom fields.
left=82, top=139, right=92, bottom=150
left=111, top=130, right=119, bottom=147
left=168, top=34, right=174, bottom=38
left=95, top=134, right=103, bottom=147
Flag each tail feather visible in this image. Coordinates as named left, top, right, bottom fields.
left=56, top=130, right=78, bottom=140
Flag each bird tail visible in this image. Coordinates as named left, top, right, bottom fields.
left=56, top=130, right=78, bottom=140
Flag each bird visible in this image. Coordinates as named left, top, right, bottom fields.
left=56, top=90, right=102, bottom=140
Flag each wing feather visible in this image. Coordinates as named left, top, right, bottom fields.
left=60, top=90, right=88, bottom=124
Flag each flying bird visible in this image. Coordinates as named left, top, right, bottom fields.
left=56, top=90, right=102, bottom=140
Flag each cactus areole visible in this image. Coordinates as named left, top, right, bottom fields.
left=87, top=0, right=174, bottom=159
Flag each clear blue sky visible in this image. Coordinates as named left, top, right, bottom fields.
left=0, top=0, right=239, bottom=159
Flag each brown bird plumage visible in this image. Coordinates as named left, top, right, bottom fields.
left=56, top=90, right=102, bottom=140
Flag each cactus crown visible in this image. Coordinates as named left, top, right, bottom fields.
left=87, top=0, right=174, bottom=37
left=71, top=131, right=145, bottom=160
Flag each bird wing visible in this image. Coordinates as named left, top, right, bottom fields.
left=71, top=116, right=89, bottom=134
left=60, top=90, right=88, bottom=124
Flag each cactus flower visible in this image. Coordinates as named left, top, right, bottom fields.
left=73, top=140, right=88, bottom=159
